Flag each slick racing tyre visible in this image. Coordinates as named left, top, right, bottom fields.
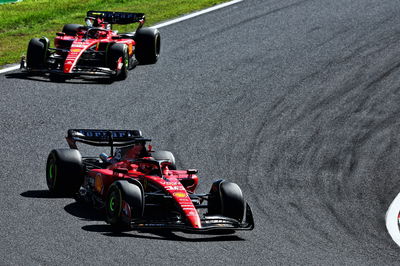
left=207, top=180, right=245, bottom=222
left=106, top=180, right=144, bottom=231
left=46, top=149, right=83, bottom=196
left=151, top=150, right=176, bottom=170
left=62, top=24, right=83, bottom=36
left=108, top=43, right=128, bottom=81
left=26, top=38, right=48, bottom=69
left=135, top=27, right=160, bottom=64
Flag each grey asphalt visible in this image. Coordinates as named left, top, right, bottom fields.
left=2, top=0, right=400, bottom=264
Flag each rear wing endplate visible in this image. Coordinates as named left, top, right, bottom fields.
left=66, top=129, right=150, bottom=154
left=86, top=11, right=145, bottom=24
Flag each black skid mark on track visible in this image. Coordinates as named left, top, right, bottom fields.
left=172, top=0, right=314, bottom=51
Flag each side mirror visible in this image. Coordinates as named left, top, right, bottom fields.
left=56, top=32, right=65, bottom=36
left=187, top=169, right=198, bottom=175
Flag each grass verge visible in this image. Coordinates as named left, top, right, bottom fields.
left=0, top=0, right=228, bottom=67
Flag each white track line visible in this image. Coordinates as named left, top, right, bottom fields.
left=151, top=0, right=243, bottom=29
left=0, top=0, right=243, bottom=74
left=0, top=64, right=20, bottom=74
left=386, top=192, right=400, bottom=246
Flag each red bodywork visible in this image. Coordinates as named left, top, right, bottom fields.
left=85, top=157, right=201, bottom=228
left=54, top=28, right=135, bottom=74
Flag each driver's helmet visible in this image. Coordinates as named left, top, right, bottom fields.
left=85, top=17, right=96, bottom=27
left=94, top=17, right=104, bottom=27
left=161, top=163, right=170, bottom=176
left=85, top=16, right=109, bottom=29
left=94, top=29, right=107, bottom=39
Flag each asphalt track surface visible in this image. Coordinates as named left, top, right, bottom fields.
left=2, top=0, right=400, bottom=264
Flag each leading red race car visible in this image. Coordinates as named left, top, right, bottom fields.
left=21, top=11, right=160, bottom=82
left=46, top=129, right=254, bottom=233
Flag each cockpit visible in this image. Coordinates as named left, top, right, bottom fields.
left=130, top=159, right=173, bottom=177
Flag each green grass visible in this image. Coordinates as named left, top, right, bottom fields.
left=0, top=0, right=228, bottom=67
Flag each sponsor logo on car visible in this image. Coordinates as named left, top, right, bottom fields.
left=173, top=192, right=186, bottom=198
left=165, top=185, right=183, bottom=191
left=71, top=44, right=86, bottom=48
left=180, top=204, right=194, bottom=207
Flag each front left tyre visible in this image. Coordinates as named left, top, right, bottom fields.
left=46, top=149, right=83, bottom=196
left=135, top=27, right=160, bottom=65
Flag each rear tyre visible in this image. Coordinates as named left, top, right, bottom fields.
left=108, top=43, right=128, bottom=81
left=26, top=38, right=47, bottom=69
left=208, top=180, right=245, bottom=222
left=135, top=27, right=160, bottom=64
left=46, top=149, right=83, bottom=196
left=62, top=24, right=83, bottom=36
left=106, top=180, right=144, bottom=231
left=151, top=150, right=176, bottom=170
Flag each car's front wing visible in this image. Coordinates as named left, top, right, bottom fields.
left=130, top=203, right=255, bottom=233
left=21, top=66, right=116, bottom=77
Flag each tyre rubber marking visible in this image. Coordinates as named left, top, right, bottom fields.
left=109, top=195, right=116, bottom=212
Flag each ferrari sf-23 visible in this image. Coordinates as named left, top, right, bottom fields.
left=21, top=11, right=160, bottom=81
left=45, top=129, right=254, bottom=233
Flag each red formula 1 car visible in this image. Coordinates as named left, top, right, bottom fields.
left=46, top=129, right=254, bottom=233
left=21, top=11, right=160, bottom=82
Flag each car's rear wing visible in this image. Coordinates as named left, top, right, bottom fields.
left=66, top=129, right=150, bottom=154
left=86, top=11, right=145, bottom=25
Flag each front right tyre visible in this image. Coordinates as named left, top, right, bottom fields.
left=108, top=43, right=129, bottom=81
left=106, top=180, right=144, bottom=231
left=26, top=38, right=47, bottom=69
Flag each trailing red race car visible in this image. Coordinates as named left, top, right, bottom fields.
left=46, top=129, right=254, bottom=233
left=21, top=11, right=160, bottom=82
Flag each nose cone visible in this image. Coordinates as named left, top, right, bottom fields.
left=172, top=191, right=202, bottom=229
left=64, top=60, right=74, bottom=73
left=186, top=211, right=202, bottom=228
left=64, top=44, right=85, bottom=73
